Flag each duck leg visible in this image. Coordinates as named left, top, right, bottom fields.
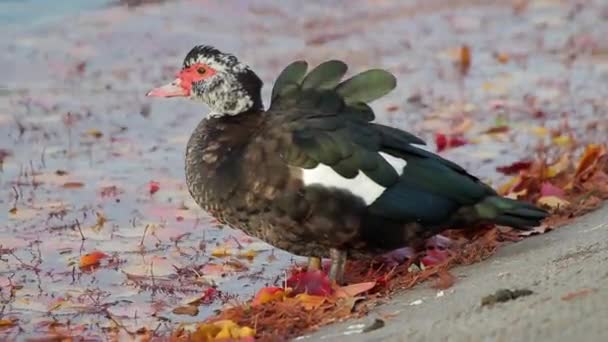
left=307, top=256, right=322, bottom=270
left=328, top=248, right=347, bottom=284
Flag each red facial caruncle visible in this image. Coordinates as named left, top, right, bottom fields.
left=147, top=63, right=217, bottom=98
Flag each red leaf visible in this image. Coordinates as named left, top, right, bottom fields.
left=286, top=269, right=332, bottom=296
left=496, top=160, right=533, bottom=175
left=539, top=182, right=565, bottom=198
left=435, top=133, right=468, bottom=152
left=200, top=287, right=219, bottom=304
left=148, top=181, right=160, bottom=195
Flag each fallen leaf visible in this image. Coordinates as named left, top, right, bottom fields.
left=0, top=319, right=16, bottom=328
left=172, top=305, right=199, bottom=316
left=62, top=181, right=85, bottom=189
left=92, top=211, right=107, bottom=231
left=458, top=45, right=472, bottom=75
left=494, top=52, right=510, bottom=64
left=483, top=125, right=510, bottom=134
left=496, top=160, right=533, bottom=175
left=432, top=270, right=456, bottom=290
left=539, top=182, right=565, bottom=198
left=295, top=293, right=327, bottom=310
left=84, top=129, right=103, bottom=138
left=575, top=144, right=606, bottom=179
left=252, top=287, right=286, bottom=306
left=287, top=269, right=332, bottom=296
left=237, top=249, right=258, bottom=260
left=79, top=251, right=108, bottom=268
left=530, top=126, right=549, bottom=137
left=537, top=195, right=570, bottom=209
left=561, top=288, right=597, bottom=301
left=335, top=281, right=376, bottom=298
left=148, top=180, right=160, bottom=195
left=552, top=135, right=572, bottom=146
left=211, top=247, right=231, bottom=258
left=546, top=154, right=571, bottom=178
left=192, top=320, right=255, bottom=341
left=435, top=133, right=468, bottom=152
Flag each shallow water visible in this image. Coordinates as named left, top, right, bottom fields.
left=1, top=0, right=608, bottom=339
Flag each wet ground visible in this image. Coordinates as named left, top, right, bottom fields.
left=1, top=0, right=608, bottom=339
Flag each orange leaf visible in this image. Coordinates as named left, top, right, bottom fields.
left=252, top=287, right=285, bottom=306
left=334, top=281, right=376, bottom=298
left=79, top=251, right=108, bottom=268
left=211, top=247, right=231, bottom=258
left=458, top=45, right=471, bottom=75
left=575, top=144, right=606, bottom=179
left=494, top=52, right=510, bottom=64
left=62, top=181, right=85, bottom=189
left=295, top=293, right=327, bottom=310
left=0, top=319, right=16, bottom=328
left=545, top=154, right=571, bottom=178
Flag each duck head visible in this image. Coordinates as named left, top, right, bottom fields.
left=147, top=45, right=263, bottom=116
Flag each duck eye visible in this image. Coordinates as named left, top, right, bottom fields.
left=197, top=67, right=207, bottom=75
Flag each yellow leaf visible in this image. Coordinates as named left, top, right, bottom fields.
left=295, top=293, right=326, bottom=310
left=252, top=287, right=285, bottom=306
left=545, top=154, right=570, bottom=178
left=552, top=135, right=572, bottom=146
left=192, top=323, right=221, bottom=341
left=530, top=126, right=549, bottom=137
left=537, top=196, right=570, bottom=209
left=85, top=129, right=103, bottom=138
left=237, top=249, right=258, bottom=260
left=498, top=175, right=522, bottom=196
left=212, top=320, right=256, bottom=339
left=211, top=247, right=231, bottom=257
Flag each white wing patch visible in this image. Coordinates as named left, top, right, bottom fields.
left=301, top=152, right=407, bottom=205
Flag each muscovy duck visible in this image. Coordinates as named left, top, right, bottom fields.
left=147, top=45, right=548, bottom=283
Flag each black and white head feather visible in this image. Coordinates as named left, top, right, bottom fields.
left=183, top=45, right=263, bottom=116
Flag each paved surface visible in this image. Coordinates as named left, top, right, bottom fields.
left=305, top=204, right=608, bottom=341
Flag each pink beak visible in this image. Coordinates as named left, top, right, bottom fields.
left=146, top=78, right=189, bottom=97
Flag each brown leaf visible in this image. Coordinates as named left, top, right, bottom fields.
left=561, top=288, right=597, bottom=301
left=575, top=144, right=606, bottom=180
left=62, top=181, right=85, bottom=189
left=334, top=281, right=376, bottom=298
left=458, top=45, right=472, bottom=75
left=432, top=270, right=456, bottom=290
left=172, top=305, right=199, bottom=316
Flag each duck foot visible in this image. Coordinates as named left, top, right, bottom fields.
left=328, top=248, right=347, bottom=285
